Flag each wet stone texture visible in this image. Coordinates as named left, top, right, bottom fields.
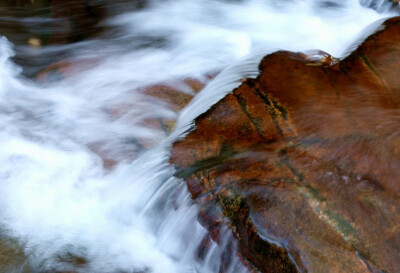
left=0, top=0, right=146, bottom=76
left=0, top=237, right=31, bottom=273
left=0, top=0, right=104, bottom=45
left=171, top=17, right=400, bottom=273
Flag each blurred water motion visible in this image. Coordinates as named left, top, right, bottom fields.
left=0, top=0, right=397, bottom=272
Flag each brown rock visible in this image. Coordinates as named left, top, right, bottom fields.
left=48, top=0, right=106, bottom=44
left=0, top=0, right=108, bottom=45
left=0, top=237, right=30, bottom=273
left=46, top=0, right=148, bottom=44
left=171, top=17, right=400, bottom=273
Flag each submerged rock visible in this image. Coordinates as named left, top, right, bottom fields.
left=0, top=0, right=106, bottom=45
left=0, top=237, right=30, bottom=273
left=171, top=17, right=400, bottom=273
left=47, top=0, right=106, bottom=44
left=36, top=58, right=215, bottom=168
left=0, top=0, right=148, bottom=45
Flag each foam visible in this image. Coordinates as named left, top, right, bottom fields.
left=0, top=0, right=394, bottom=271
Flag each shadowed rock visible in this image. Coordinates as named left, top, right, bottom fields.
left=171, top=17, right=400, bottom=273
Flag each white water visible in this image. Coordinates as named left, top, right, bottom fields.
left=0, top=0, right=396, bottom=272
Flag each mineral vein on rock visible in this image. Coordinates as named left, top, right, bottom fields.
left=171, top=17, right=400, bottom=273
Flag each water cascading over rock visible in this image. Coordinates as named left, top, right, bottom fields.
left=171, top=16, right=400, bottom=273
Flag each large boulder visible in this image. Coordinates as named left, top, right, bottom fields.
left=171, top=17, right=400, bottom=273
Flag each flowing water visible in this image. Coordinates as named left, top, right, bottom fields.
left=0, top=0, right=397, bottom=272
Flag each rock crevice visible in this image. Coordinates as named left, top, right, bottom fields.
left=171, top=17, right=400, bottom=273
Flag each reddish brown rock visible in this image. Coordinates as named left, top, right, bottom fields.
left=171, top=17, right=400, bottom=273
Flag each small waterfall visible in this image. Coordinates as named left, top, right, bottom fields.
left=0, top=0, right=396, bottom=272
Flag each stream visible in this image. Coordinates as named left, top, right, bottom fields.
left=0, top=0, right=396, bottom=272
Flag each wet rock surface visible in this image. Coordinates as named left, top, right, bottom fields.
left=0, top=0, right=103, bottom=45
left=171, top=17, right=400, bottom=273
left=0, top=0, right=146, bottom=76
left=0, top=0, right=145, bottom=44
left=0, top=237, right=31, bottom=273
